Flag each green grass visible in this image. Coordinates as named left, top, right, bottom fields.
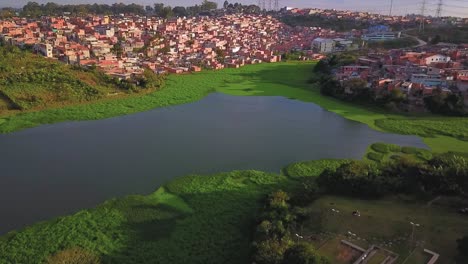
left=317, top=236, right=363, bottom=264
left=302, top=195, right=468, bottom=264
left=364, top=143, right=433, bottom=164
left=283, top=159, right=350, bottom=178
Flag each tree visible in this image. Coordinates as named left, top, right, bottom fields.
left=0, top=8, right=15, bottom=18
left=314, top=60, right=331, bottom=75
left=317, top=161, right=386, bottom=198
left=201, top=0, right=218, bottom=11
left=154, top=3, right=164, bottom=16
left=283, top=243, right=329, bottom=264
left=430, top=34, right=441, bottom=45
left=111, top=42, right=123, bottom=58
left=254, top=238, right=292, bottom=264
left=172, top=6, right=187, bottom=17
left=223, top=1, right=229, bottom=9
left=161, top=6, right=173, bottom=18
left=341, top=78, right=370, bottom=101
left=457, top=236, right=468, bottom=260
left=22, top=1, right=42, bottom=17
left=145, top=5, right=153, bottom=13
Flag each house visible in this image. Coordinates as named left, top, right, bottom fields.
left=425, top=54, right=451, bottom=66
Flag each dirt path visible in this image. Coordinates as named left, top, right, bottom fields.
left=426, top=196, right=441, bottom=207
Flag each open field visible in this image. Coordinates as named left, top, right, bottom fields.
left=301, top=195, right=468, bottom=263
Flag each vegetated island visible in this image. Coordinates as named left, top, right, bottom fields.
left=1, top=145, right=468, bottom=264
left=0, top=50, right=467, bottom=154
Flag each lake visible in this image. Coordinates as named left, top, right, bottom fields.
left=0, top=93, right=427, bottom=234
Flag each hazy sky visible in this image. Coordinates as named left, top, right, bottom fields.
left=1, top=0, right=467, bottom=17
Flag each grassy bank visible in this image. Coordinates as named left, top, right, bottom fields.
left=1, top=61, right=467, bottom=153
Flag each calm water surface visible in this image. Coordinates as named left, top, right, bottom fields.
left=0, top=93, right=427, bottom=234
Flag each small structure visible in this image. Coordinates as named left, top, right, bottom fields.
left=424, top=249, right=440, bottom=264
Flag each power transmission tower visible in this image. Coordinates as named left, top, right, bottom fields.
left=419, top=0, right=427, bottom=32
left=274, top=0, right=279, bottom=11
left=436, top=0, right=443, bottom=18
left=258, top=0, right=266, bottom=11
left=268, top=0, right=272, bottom=11
left=389, top=0, right=394, bottom=16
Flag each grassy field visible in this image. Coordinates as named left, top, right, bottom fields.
left=301, top=195, right=468, bottom=264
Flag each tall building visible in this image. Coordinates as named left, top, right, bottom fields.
left=312, top=38, right=335, bottom=53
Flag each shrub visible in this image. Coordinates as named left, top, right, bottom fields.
left=401, top=146, right=419, bottom=154
left=282, top=243, right=330, bottom=264
left=367, top=152, right=384, bottom=162
left=371, top=143, right=390, bottom=153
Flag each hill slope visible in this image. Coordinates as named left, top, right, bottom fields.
left=0, top=45, right=161, bottom=113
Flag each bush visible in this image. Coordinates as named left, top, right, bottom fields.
left=367, top=152, right=384, bottom=162
left=282, top=243, right=330, bottom=264
left=401, top=146, right=419, bottom=154
left=417, top=149, right=433, bottom=161
left=371, top=143, right=390, bottom=153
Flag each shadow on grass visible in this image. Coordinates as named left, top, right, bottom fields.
left=97, top=172, right=295, bottom=264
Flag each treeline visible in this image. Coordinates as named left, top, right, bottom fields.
left=407, top=25, right=468, bottom=45
left=366, top=37, right=418, bottom=49
left=317, top=153, right=468, bottom=199
left=312, top=55, right=468, bottom=116
left=281, top=14, right=371, bottom=32
left=252, top=190, right=329, bottom=264
left=255, top=152, right=468, bottom=262
left=19, top=1, right=219, bottom=17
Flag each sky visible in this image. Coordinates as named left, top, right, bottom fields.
left=1, top=0, right=467, bottom=17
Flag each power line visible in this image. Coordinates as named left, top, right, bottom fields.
left=420, top=0, right=427, bottom=32
left=389, top=0, right=394, bottom=16
left=436, top=0, right=443, bottom=17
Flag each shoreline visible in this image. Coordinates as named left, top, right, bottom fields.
left=1, top=61, right=467, bottom=153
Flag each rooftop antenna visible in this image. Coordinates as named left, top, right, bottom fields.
left=419, top=0, right=427, bottom=32
left=436, top=0, right=443, bottom=18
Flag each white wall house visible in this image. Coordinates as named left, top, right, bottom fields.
left=425, top=54, right=451, bottom=65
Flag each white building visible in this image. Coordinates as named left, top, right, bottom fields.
left=425, top=54, right=451, bottom=65
left=312, top=38, right=335, bottom=53
left=34, top=43, right=53, bottom=58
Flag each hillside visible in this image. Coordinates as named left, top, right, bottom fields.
left=0, top=45, right=162, bottom=114
left=406, top=25, right=468, bottom=44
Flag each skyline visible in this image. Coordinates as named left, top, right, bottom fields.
left=0, top=0, right=467, bottom=17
